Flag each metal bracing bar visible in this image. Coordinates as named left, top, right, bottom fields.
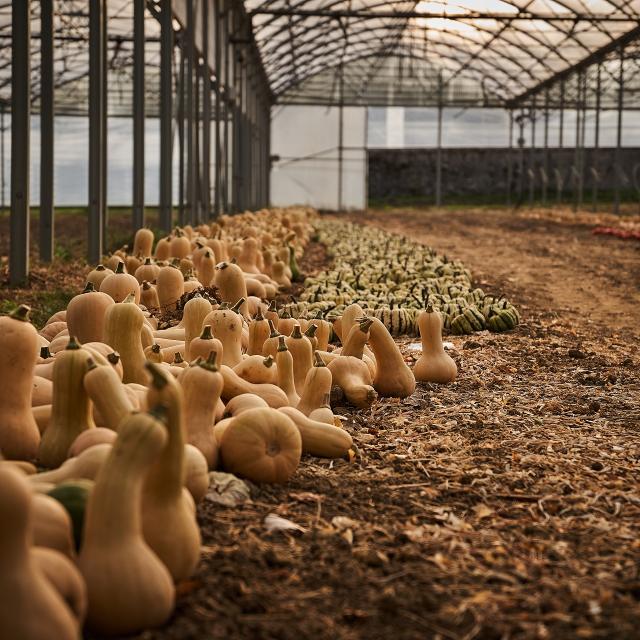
left=101, top=0, right=108, bottom=239
left=573, top=72, right=581, bottom=212
left=88, top=0, right=105, bottom=266
left=186, top=0, right=197, bottom=224
left=436, top=72, right=443, bottom=207
left=1, top=106, right=5, bottom=214
left=266, top=103, right=271, bottom=207
left=517, top=113, right=525, bottom=204
left=178, top=42, right=186, bottom=225
left=506, top=109, right=513, bottom=207
left=613, top=46, right=624, bottom=215
left=558, top=79, right=564, bottom=149
left=338, top=64, right=344, bottom=212
left=249, top=7, right=634, bottom=21
left=40, top=0, right=54, bottom=263
left=593, top=63, right=601, bottom=212
left=133, top=0, right=145, bottom=232
left=195, top=65, right=201, bottom=223
left=10, top=0, right=30, bottom=285
left=202, top=0, right=212, bottom=220
left=223, top=4, right=231, bottom=214
left=529, top=98, right=536, bottom=206
left=543, top=89, right=549, bottom=206
left=214, top=0, right=222, bottom=217
left=578, top=71, right=586, bottom=210
left=159, top=0, right=173, bottom=232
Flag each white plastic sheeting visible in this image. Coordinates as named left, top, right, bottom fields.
left=270, top=105, right=367, bottom=211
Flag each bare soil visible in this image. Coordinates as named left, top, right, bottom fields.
left=3, top=206, right=640, bottom=640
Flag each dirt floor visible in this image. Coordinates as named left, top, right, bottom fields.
left=4, top=206, right=640, bottom=639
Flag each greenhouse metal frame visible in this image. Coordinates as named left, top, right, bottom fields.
left=2, top=0, right=640, bottom=284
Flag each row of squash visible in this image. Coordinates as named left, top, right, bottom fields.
left=1, top=207, right=465, bottom=638
left=295, top=219, right=520, bottom=335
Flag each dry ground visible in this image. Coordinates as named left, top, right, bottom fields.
left=4, top=206, right=640, bottom=639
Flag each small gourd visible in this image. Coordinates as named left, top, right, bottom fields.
left=414, top=304, right=457, bottom=383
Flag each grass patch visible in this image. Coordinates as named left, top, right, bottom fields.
left=1, top=290, right=77, bottom=328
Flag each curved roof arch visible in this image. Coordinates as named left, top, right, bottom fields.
left=245, top=0, right=640, bottom=106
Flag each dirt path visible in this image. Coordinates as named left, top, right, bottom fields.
left=105, top=207, right=640, bottom=640
left=345, top=207, right=640, bottom=339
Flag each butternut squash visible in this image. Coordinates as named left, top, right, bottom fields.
left=184, top=444, right=210, bottom=504
left=134, top=257, right=160, bottom=284
left=271, top=260, right=291, bottom=288
left=264, top=300, right=279, bottom=329
left=66, top=282, right=114, bottom=344
left=155, top=236, right=171, bottom=260
left=276, top=336, right=300, bottom=406
left=248, top=307, right=270, bottom=355
left=223, top=393, right=269, bottom=417
left=262, top=319, right=281, bottom=359
left=0, top=466, right=85, bottom=640
left=220, top=365, right=289, bottom=408
left=286, top=324, right=313, bottom=394
left=82, top=342, right=124, bottom=379
left=197, top=249, right=215, bottom=286
left=140, top=280, right=160, bottom=310
left=39, top=338, right=95, bottom=468
left=237, top=236, right=262, bottom=274
left=0, top=306, right=41, bottom=460
left=204, top=303, right=243, bottom=367
left=183, top=294, right=213, bottom=360
left=144, top=343, right=164, bottom=363
left=214, top=261, right=248, bottom=316
left=78, top=411, right=175, bottom=635
left=133, top=227, right=154, bottom=258
left=328, top=356, right=377, bottom=409
left=86, top=264, right=113, bottom=290
left=68, top=428, right=118, bottom=457
left=277, top=309, right=296, bottom=337
left=278, top=406, right=352, bottom=459
left=99, top=262, right=140, bottom=304
left=366, top=317, right=416, bottom=398
left=189, top=324, right=224, bottom=363
left=40, top=320, right=67, bottom=341
left=297, top=351, right=333, bottom=416
left=32, top=492, right=75, bottom=557
left=220, top=408, right=301, bottom=484
left=169, top=228, right=190, bottom=259
left=414, top=305, right=458, bottom=384
left=125, top=254, right=142, bottom=277
left=83, top=360, right=135, bottom=430
left=157, top=264, right=184, bottom=311
left=312, top=312, right=332, bottom=352
left=144, top=364, right=201, bottom=582
left=308, top=393, right=336, bottom=425
left=103, top=295, right=148, bottom=385
left=180, top=353, right=223, bottom=468
left=32, top=375, right=53, bottom=407
left=44, top=309, right=67, bottom=326
left=233, top=354, right=277, bottom=384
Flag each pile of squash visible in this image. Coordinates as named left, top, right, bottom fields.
left=295, top=220, right=520, bottom=335
left=0, top=206, right=491, bottom=637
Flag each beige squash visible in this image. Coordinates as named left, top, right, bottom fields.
left=413, top=305, right=458, bottom=384
left=78, top=411, right=175, bottom=635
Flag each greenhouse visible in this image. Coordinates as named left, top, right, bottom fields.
left=0, top=1, right=639, bottom=639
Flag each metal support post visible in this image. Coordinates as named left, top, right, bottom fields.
left=613, top=47, right=624, bottom=215
left=159, top=0, right=173, bottom=232
left=202, top=0, right=212, bottom=219
left=10, top=0, right=31, bottom=285
left=133, top=0, right=145, bottom=231
left=40, top=0, right=54, bottom=262
left=435, top=72, right=443, bottom=207
left=88, top=0, right=105, bottom=265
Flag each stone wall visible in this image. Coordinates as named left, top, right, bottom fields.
left=367, top=148, right=640, bottom=203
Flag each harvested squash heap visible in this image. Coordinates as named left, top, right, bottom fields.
left=0, top=206, right=518, bottom=637
left=296, top=219, right=520, bottom=336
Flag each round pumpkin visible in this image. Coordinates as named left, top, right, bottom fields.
left=220, top=408, right=301, bottom=484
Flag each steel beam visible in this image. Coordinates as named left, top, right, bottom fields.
left=202, top=0, right=212, bottom=219
left=133, top=0, right=145, bottom=232
left=159, top=0, right=173, bottom=232
left=186, top=0, right=197, bottom=224
left=506, top=109, right=513, bottom=207
left=613, top=46, right=624, bottom=215
left=592, top=63, right=601, bottom=212
left=10, top=0, right=30, bottom=285
left=337, top=65, right=344, bottom=211
left=214, top=0, right=222, bottom=217
left=88, top=0, right=105, bottom=265
left=178, top=43, right=186, bottom=225
left=40, top=0, right=54, bottom=263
